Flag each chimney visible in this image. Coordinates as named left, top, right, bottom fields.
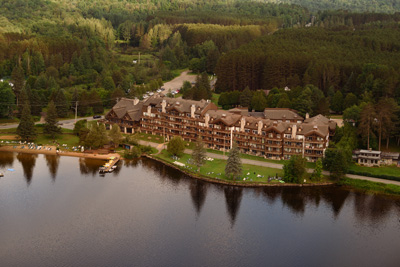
left=292, top=124, right=297, bottom=139
left=191, top=104, right=196, bottom=118
left=147, top=105, right=151, bottom=115
left=205, top=113, right=210, bottom=127
left=306, top=113, right=310, bottom=119
left=257, top=120, right=263, bottom=135
left=161, top=99, right=166, bottom=113
left=133, top=98, right=139, bottom=105
left=240, top=117, right=246, bottom=132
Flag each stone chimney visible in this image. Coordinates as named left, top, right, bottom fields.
left=257, top=120, right=263, bottom=135
left=133, top=98, right=139, bottom=105
left=191, top=104, right=196, bottom=118
left=161, top=99, right=166, bottom=113
left=240, top=117, right=246, bottom=132
left=306, top=113, right=309, bottom=119
left=291, top=124, right=297, bottom=139
left=147, top=105, right=151, bottom=115
left=205, top=113, right=210, bottom=127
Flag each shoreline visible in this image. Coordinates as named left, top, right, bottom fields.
left=144, top=154, right=336, bottom=188
left=0, top=145, right=120, bottom=160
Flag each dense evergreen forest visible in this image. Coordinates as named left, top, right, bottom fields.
left=1, top=0, right=400, bottom=153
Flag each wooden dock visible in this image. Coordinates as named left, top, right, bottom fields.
left=99, top=156, right=120, bottom=173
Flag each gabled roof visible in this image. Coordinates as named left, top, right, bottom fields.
left=304, top=114, right=337, bottom=131
left=206, top=110, right=241, bottom=126
left=264, top=108, right=303, bottom=121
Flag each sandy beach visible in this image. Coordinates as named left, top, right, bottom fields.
left=0, top=145, right=120, bottom=160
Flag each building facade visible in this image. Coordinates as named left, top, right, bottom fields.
left=105, top=97, right=337, bottom=162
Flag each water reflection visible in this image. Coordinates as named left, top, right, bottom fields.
left=224, top=186, right=243, bottom=226
left=79, top=158, right=103, bottom=176
left=189, top=179, right=208, bottom=215
left=45, top=155, right=60, bottom=180
left=0, top=151, right=14, bottom=168
left=16, top=153, right=37, bottom=185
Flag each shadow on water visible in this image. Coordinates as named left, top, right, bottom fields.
left=16, top=153, right=37, bottom=185
left=45, top=155, right=60, bottom=181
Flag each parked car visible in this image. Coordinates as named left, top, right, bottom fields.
left=149, top=92, right=154, bottom=96
left=143, top=94, right=149, bottom=99
left=156, top=89, right=161, bottom=93
left=161, top=87, right=165, bottom=91
left=93, top=115, right=102, bottom=119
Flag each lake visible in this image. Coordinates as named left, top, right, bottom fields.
left=0, top=152, right=399, bottom=267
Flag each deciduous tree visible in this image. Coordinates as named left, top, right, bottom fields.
left=167, top=136, right=185, bottom=157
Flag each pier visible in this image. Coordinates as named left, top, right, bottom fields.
left=99, top=156, right=120, bottom=173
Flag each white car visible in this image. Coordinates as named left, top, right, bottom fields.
left=156, top=89, right=161, bottom=93
left=149, top=92, right=154, bottom=96
left=143, top=94, right=149, bottom=99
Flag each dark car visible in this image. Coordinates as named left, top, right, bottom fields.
left=93, top=115, right=102, bottom=119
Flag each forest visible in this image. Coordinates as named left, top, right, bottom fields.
left=0, top=0, right=400, bottom=154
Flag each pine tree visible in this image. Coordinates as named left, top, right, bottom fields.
left=358, top=103, right=376, bottom=149
left=44, top=101, right=61, bottom=139
left=11, top=65, right=25, bottom=105
left=192, top=137, right=206, bottom=172
left=54, top=89, right=69, bottom=118
left=225, top=142, right=242, bottom=180
left=240, top=86, right=253, bottom=108
left=17, top=102, right=37, bottom=141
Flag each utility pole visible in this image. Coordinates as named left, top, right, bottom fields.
left=72, top=101, right=78, bottom=124
left=139, top=52, right=141, bottom=64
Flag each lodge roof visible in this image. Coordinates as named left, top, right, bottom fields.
left=264, top=108, right=303, bottom=121
left=304, top=114, right=337, bottom=131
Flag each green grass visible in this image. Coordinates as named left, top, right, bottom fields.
left=155, top=150, right=328, bottom=184
left=211, top=93, right=220, bottom=107
left=0, top=118, right=19, bottom=124
left=34, top=133, right=79, bottom=147
left=348, top=164, right=400, bottom=178
left=134, top=133, right=165, bottom=144
left=330, top=115, right=343, bottom=119
left=339, top=177, right=400, bottom=196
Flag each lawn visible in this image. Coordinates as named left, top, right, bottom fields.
left=348, top=164, right=400, bottom=178
left=340, top=177, right=400, bottom=196
left=134, top=133, right=166, bottom=143
left=211, top=93, right=220, bottom=107
left=155, top=150, right=329, bottom=184
left=35, top=133, right=79, bottom=147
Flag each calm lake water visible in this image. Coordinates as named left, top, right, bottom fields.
left=0, top=152, right=400, bottom=267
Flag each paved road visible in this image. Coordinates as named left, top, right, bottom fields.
left=138, top=140, right=400, bottom=186
left=161, top=70, right=197, bottom=94
left=0, top=116, right=101, bottom=130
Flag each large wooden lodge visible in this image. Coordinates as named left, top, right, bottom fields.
left=105, top=97, right=337, bottom=162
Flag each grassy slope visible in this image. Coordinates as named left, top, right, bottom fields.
left=339, top=177, right=400, bottom=196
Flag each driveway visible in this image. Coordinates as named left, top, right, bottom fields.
left=161, top=70, right=197, bottom=94
left=0, top=116, right=101, bottom=130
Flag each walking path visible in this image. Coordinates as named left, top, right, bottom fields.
left=138, top=140, right=400, bottom=186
